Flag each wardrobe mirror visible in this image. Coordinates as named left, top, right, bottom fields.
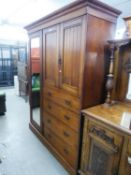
left=30, top=37, right=41, bottom=127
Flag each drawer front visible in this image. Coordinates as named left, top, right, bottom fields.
left=44, top=127, right=77, bottom=169
left=43, top=87, right=80, bottom=113
left=88, top=120, right=123, bottom=149
left=43, top=99, right=80, bottom=132
left=44, top=112, right=78, bottom=148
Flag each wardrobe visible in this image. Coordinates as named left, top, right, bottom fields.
left=25, top=0, right=121, bottom=174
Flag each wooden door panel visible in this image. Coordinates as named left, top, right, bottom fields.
left=61, top=17, right=86, bottom=97
left=80, top=118, right=123, bottom=175
left=43, top=26, right=59, bottom=87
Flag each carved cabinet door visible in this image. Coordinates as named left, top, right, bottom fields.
left=43, top=25, right=59, bottom=88
left=80, top=119, right=123, bottom=175
left=60, top=16, right=86, bottom=97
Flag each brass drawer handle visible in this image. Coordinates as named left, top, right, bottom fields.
left=65, top=100, right=71, bottom=106
left=63, top=148, right=69, bottom=155
left=63, top=131, right=70, bottom=137
left=47, top=92, right=52, bottom=97
left=64, top=115, right=70, bottom=120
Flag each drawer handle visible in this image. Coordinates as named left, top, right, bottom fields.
left=63, top=148, right=69, bottom=155
left=63, top=131, right=70, bottom=137
left=128, top=157, right=131, bottom=164
left=47, top=92, right=52, bottom=97
left=64, top=115, right=70, bottom=120
left=48, top=104, right=52, bottom=109
left=47, top=119, right=51, bottom=124
left=65, top=100, right=71, bottom=106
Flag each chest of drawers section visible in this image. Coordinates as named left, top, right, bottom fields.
left=43, top=88, right=81, bottom=172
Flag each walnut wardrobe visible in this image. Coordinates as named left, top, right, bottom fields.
left=25, top=0, right=121, bottom=174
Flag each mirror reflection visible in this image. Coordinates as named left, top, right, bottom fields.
left=31, top=37, right=41, bottom=126
left=126, top=73, right=131, bottom=100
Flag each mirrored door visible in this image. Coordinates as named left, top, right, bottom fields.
left=30, top=31, right=42, bottom=130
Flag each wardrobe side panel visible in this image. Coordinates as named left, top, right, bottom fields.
left=82, top=15, right=116, bottom=108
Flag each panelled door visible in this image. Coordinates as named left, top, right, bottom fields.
left=43, top=25, right=59, bottom=88
left=60, top=16, right=86, bottom=97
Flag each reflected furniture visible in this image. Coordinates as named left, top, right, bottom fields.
left=79, top=39, right=131, bottom=175
left=25, top=0, right=121, bottom=174
left=0, top=93, right=6, bottom=115
left=17, top=47, right=28, bottom=99
left=31, top=73, right=40, bottom=108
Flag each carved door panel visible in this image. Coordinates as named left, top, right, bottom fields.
left=43, top=25, right=59, bottom=88
left=80, top=119, right=123, bottom=175
left=87, top=138, right=117, bottom=175
left=60, top=16, right=86, bottom=97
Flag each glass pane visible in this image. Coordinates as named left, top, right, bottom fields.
left=126, top=73, right=131, bottom=100
left=32, top=107, right=40, bottom=126
left=31, top=36, right=41, bottom=128
left=31, top=73, right=40, bottom=126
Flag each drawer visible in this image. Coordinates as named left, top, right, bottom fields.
left=44, top=112, right=78, bottom=148
left=43, top=99, right=80, bottom=132
left=43, top=87, right=80, bottom=113
left=44, top=127, right=77, bottom=169
left=88, top=120, right=123, bottom=150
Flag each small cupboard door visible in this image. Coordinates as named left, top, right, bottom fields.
left=43, top=25, right=59, bottom=88
left=60, top=16, right=86, bottom=97
left=80, top=119, right=123, bottom=175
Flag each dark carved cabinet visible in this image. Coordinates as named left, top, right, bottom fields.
left=25, top=1, right=121, bottom=174
left=79, top=117, right=122, bottom=175
left=80, top=104, right=131, bottom=175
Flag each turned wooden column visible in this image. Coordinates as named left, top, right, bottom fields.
left=104, top=42, right=116, bottom=106
left=104, top=39, right=130, bottom=106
